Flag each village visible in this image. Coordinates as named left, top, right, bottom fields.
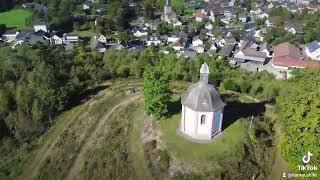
left=1, top=0, right=320, bottom=80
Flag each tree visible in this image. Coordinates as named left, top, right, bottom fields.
left=143, top=0, right=154, bottom=20
left=277, top=68, right=320, bottom=168
left=143, top=68, right=170, bottom=119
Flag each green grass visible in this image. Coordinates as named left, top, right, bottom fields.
left=171, top=0, right=193, bottom=13
left=0, top=9, right=32, bottom=29
left=128, top=102, right=153, bottom=180
left=160, top=114, right=247, bottom=168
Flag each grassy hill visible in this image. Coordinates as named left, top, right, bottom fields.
left=0, top=9, right=32, bottom=29
left=0, top=80, right=279, bottom=179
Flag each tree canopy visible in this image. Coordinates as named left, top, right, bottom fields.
left=143, top=67, right=170, bottom=119
left=277, top=68, right=320, bottom=168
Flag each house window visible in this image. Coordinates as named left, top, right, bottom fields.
left=200, top=115, right=206, bottom=124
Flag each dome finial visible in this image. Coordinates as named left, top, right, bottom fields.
left=200, top=62, right=210, bottom=74
left=199, top=62, right=210, bottom=83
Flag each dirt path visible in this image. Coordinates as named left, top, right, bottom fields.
left=66, top=95, right=140, bottom=180
left=128, top=102, right=153, bottom=180
left=19, top=105, right=89, bottom=180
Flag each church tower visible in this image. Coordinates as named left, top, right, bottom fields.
left=163, top=0, right=173, bottom=22
left=179, top=62, right=226, bottom=140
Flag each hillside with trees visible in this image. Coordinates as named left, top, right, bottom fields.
left=0, top=43, right=319, bottom=178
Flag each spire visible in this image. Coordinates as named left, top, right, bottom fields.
left=166, top=0, right=171, bottom=6
left=200, top=62, right=210, bottom=83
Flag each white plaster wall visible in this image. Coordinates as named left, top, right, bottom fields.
left=196, top=111, right=214, bottom=139
left=34, top=25, right=47, bottom=32
left=183, top=106, right=198, bottom=137
left=181, top=106, right=214, bottom=140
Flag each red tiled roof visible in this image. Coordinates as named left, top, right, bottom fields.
left=173, top=40, right=183, bottom=47
left=195, top=11, right=205, bottom=18
left=298, top=4, right=320, bottom=10
left=273, top=42, right=320, bottom=68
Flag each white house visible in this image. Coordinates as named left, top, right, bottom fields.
left=193, top=45, right=205, bottom=54
left=52, top=35, right=63, bottom=44
left=167, top=36, right=180, bottom=43
left=147, top=36, right=161, bottom=46
left=93, top=34, right=107, bottom=43
left=265, top=19, right=273, bottom=27
left=179, top=62, right=225, bottom=140
left=210, top=43, right=217, bottom=52
left=205, top=23, right=213, bottom=30
left=33, top=23, right=48, bottom=33
left=133, top=29, right=148, bottom=37
left=192, top=37, right=203, bottom=47
left=63, top=34, right=79, bottom=43
left=2, top=30, right=20, bottom=42
left=83, top=3, right=90, bottom=10
left=257, top=13, right=269, bottom=19
left=305, top=41, right=320, bottom=61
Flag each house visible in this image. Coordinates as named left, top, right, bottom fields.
left=179, top=62, right=225, bottom=140
left=239, top=13, right=248, bottom=23
left=173, top=40, right=184, bottom=51
left=257, top=12, right=269, bottom=19
left=250, top=8, right=262, bottom=15
left=284, top=21, right=303, bottom=35
left=305, top=41, right=320, bottom=61
left=33, top=20, right=48, bottom=32
left=219, top=44, right=235, bottom=57
left=209, top=43, right=218, bottom=52
left=34, top=29, right=51, bottom=40
left=2, top=30, right=20, bottom=42
left=272, top=42, right=320, bottom=69
left=115, top=42, right=126, bottom=50
left=205, top=22, right=213, bottom=30
left=167, top=35, right=180, bottom=43
left=63, top=34, right=79, bottom=43
left=28, top=31, right=50, bottom=45
left=192, top=36, right=204, bottom=47
left=16, top=31, right=31, bottom=42
left=133, top=28, right=148, bottom=37
left=93, top=34, right=107, bottom=43
left=192, top=45, right=205, bottom=54
left=90, top=38, right=106, bottom=53
left=234, top=40, right=268, bottom=63
left=181, top=48, right=197, bottom=58
left=195, top=11, right=206, bottom=22
left=146, top=36, right=161, bottom=46
left=51, top=32, right=63, bottom=45
left=83, top=3, right=91, bottom=10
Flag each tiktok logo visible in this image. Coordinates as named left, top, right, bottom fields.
left=302, top=151, right=313, bottom=164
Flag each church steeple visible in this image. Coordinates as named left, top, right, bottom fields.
left=166, top=0, right=171, bottom=6
left=200, top=62, right=210, bottom=83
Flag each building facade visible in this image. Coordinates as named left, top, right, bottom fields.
left=179, top=62, right=226, bottom=140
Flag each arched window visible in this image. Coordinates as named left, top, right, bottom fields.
left=201, top=115, right=206, bottom=124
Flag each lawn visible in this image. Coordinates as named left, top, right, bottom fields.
left=171, top=0, right=193, bottom=13
left=160, top=113, right=247, bottom=167
left=0, top=9, right=32, bottom=29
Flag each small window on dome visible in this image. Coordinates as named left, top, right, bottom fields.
left=201, top=115, right=206, bottom=124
